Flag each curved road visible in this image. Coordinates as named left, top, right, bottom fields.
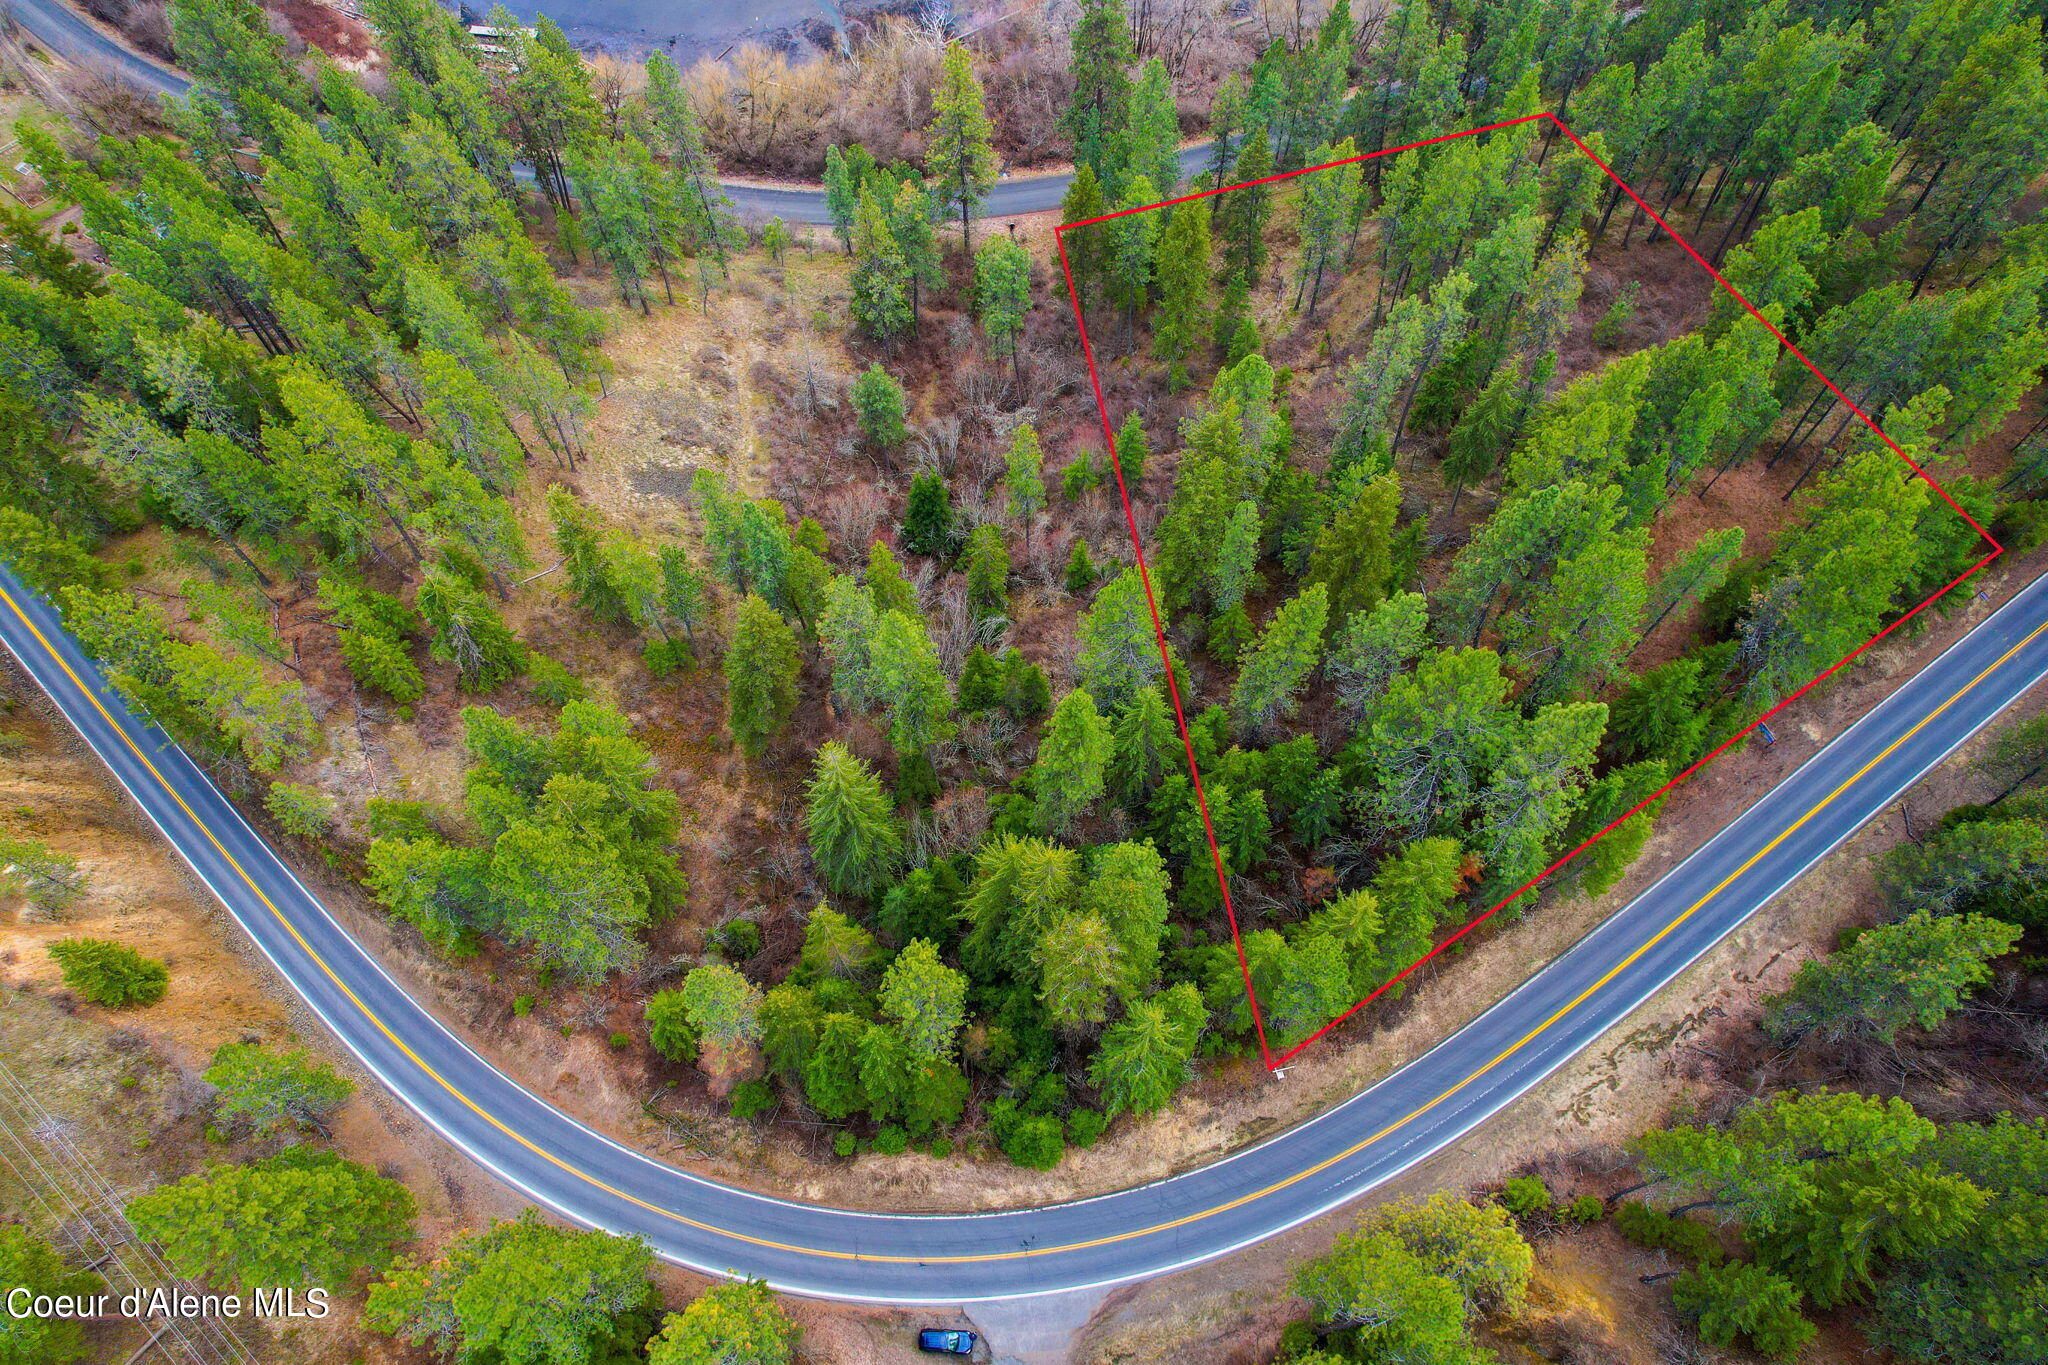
left=3, top=0, right=1208, bottom=223
left=6, top=561, right=2047, bottom=1300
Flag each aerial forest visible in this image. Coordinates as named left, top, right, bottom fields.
left=2, top=0, right=2045, bottom=1216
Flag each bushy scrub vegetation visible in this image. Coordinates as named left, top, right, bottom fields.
left=45, top=936, right=168, bottom=1007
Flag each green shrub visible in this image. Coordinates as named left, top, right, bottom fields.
left=1066, top=1108, right=1107, bottom=1149
left=1672, top=1260, right=1815, bottom=1360
left=644, top=990, right=700, bottom=1062
left=728, top=1080, right=776, bottom=1120
left=47, top=937, right=168, bottom=1007
left=264, top=782, right=334, bottom=839
left=926, top=1135, right=954, bottom=1159
left=1276, top=1321, right=1319, bottom=1359
left=871, top=1125, right=909, bottom=1155
left=1593, top=281, right=1638, bottom=347
left=712, top=919, right=763, bottom=960
left=1561, top=1194, right=1605, bottom=1225
left=640, top=638, right=694, bottom=678
left=527, top=654, right=587, bottom=705
left=1613, top=1201, right=1724, bottom=1264
left=997, top=1112, right=1065, bottom=1170
left=833, top=1132, right=858, bottom=1157
left=364, top=798, right=439, bottom=841
left=512, top=995, right=536, bottom=1018
left=608, top=1031, right=631, bottom=1049
left=1500, top=1175, right=1553, bottom=1217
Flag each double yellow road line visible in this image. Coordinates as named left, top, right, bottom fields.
left=4, top=575, right=2043, bottom=1272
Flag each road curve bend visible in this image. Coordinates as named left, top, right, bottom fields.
left=5, top=563, right=2047, bottom=1301
left=4, top=0, right=1211, bottom=224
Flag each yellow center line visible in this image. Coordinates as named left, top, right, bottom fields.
left=4, top=577, right=2043, bottom=1267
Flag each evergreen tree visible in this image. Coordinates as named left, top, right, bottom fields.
left=1114, top=410, right=1149, bottom=488
left=1089, top=983, right=1205, bottom=1115
left=203, top=1042, right=352, bottom=1136
left=366, top=1212, right=655, bottom=1365
left=1764, top=911, right=2020, bottom=1046
left=1231, top=585, right=1330, bottom=732
left=850, top=363, right=909, bottom=450
left=925, top=42, right=999, bottom=250
left=850, top=186, right=912, bottom=341
left=1295, top=138, right=1363, bottom=316
left=645, top=1280, right=798, bottom=1365
left=974, top=233, right=1033, bottom=378
left=1357, top=647, right=1515, bottom=838
left=725, top=594, right=801, bottom=757
left=1004, top=421, right=1047, bottom=546
left=128, top=1148, right=414, bottom=1293
left=0, top=1226, right=97, bottom=1364
left=964, top=523, right=1011, bottom=621
left=1306, top=474, right=1400, bottom=627
left=1033, top=689, right=1114, bottom=834
left=1153, top=200, right=1214, bottom=389
left=804, top=742, right=904, bottom=898
left=1077, top=567, right=1165, bottom=713
left=1063, top=0, right=1137, bottom=186
left=903, top=471, right=956, bottom=557
left=1327, top=591, right=1428, bottom=721
left=1119, top=58, right=1182, bottom=197
left=1218, top=128, right=1275, bottom=284
left=418, top=564, right=524, bottom=692
left=870, top=609, right=956, bottom=755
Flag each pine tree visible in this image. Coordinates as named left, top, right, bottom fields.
left=975, top=233, right=1033, bottom=380
left=1108, top=686, right=1181, bottom=807
left=1474, top=701, right=1607, bottom=903
left=850, top=185, right=912, bottom=341
left=1295, top=139, right=1363, bottom=316
left=1113, top=410, right=1149, bottom=488
left=725, top=593, right=801, bottom=757
left=1033, top=689, right=1114, bottom=834
left=1646, top=527, right=1744, bottom=634
left=865, top=539, right=919, bottom=617
left=417, top=566, right=524, bottom=692
left=1218, top=127, right=1275, bottom=284
left=1764, top=911, right=2020, bottom=1046
left=878, top=938, right=968, bottom=1063
left=1004, top=421, right=1047, bottom=548
left=1077, top=567, right=1165, bottom=713
left=804, top=742, right=904, bottom=897
left=964, top=523, right=1011, bottom=621
left=925, top=42, right=999, bottom=250
left=1306, top=473, right=1400, bottom=627
left=1231, top=584, right=1330, bottom=732
left=1063, top=538, right=1098, bottom=594
left=1153, top=199, right=1214, bottom=390
left=1359, top=647, right=1515, bottom=838
left=1211, top=500, right=1264, bottom=620
left=870, top=609, right=956, bottom=755
left=1089, top=983, right=1205, bottom=1114
left=903, top=471, right=956, bottom=557
left=850, top=363, right=909, bottom=451
left=1063, top=0, right=1137, bottom=187
left=1120, top=58, right=1182, bottom=197
left=1327, top=591, right=1428, bottom=720
left=1058, top=165, right=1111, bottom=304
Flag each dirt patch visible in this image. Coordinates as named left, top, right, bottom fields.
left=268, top=0, right=373, bottom=65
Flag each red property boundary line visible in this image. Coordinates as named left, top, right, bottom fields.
left=1053, top=110, right=2003, bottom=1071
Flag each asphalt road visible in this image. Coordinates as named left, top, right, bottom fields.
left=4, top=0, right=1212, bottom=223
left=7, top=561, right=2047, bottom=1301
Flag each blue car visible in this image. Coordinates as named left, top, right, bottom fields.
left=917, top=1327, right=978, bottom=1355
